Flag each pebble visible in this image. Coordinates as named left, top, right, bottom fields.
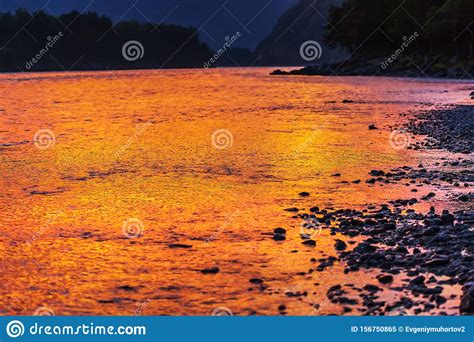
left=274, top=227, right=287, bottom=234
left=273, top=234, right=286, bottom=241
left=116, top=285, right=139, bottom=292
left=201, top=267, right=220, bottom=274
left=377, top=274, right=394, bottom=284
left=410, top=276, right=425, bottom=285
left=302, top=239, right=316, bottom=246
left=168, top=244, right=192, bottom=249
left=249, top=278, right=264, bottom=284
left=363, top=284, right=381, bottom=293
left=285, top=105, right=474, bottom=315
left=460, top=282, right=474, bottom=314
left=334, top=239, right=347, bottom=251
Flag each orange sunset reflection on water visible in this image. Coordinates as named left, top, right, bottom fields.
left=0, top=68, right=470, bottom=315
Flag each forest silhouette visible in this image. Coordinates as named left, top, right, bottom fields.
left=1, top=1, right=473, bottom=72
left=0, top=9, right=213, bottom=71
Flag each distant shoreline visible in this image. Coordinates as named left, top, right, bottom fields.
left=1, top=65, right=473, bottom=81
left=0, top=65, right=284, bottom=75
left=271, top=56, right=473, bottom=80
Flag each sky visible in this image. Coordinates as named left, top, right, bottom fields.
left=0, top=0, right=299, bottom=50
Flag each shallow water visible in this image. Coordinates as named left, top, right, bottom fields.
left=0, top=68, right=471, bottom=315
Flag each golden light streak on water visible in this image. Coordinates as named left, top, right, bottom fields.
left=0, top=68, right=468, bottom=315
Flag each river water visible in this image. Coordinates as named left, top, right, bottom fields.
left=0, top=68, right=470, bottom=315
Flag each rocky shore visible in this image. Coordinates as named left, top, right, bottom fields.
left=271, top=57, right=473, bottom=79
left=279, top=103, right=473, bottom=315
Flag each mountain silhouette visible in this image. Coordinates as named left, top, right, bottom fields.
left=256, top=0, right=345, bottom=66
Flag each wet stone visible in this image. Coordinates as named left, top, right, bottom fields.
left=274, top=227, right=287, bottom=235
left=334, top=240, right=347, bottom=251
left=273, top=234, right=286, bottom=241
left=377, top=274, right=394, bottom=284
left=302, top=240, right=316, bottom=246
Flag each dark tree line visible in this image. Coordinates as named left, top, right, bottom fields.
left=326, top=0, right=474, bottom=60
left=0, top=9, right=213, bottom=72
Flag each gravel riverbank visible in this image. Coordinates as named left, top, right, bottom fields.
left=285, top=103, right=473, bottom=315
